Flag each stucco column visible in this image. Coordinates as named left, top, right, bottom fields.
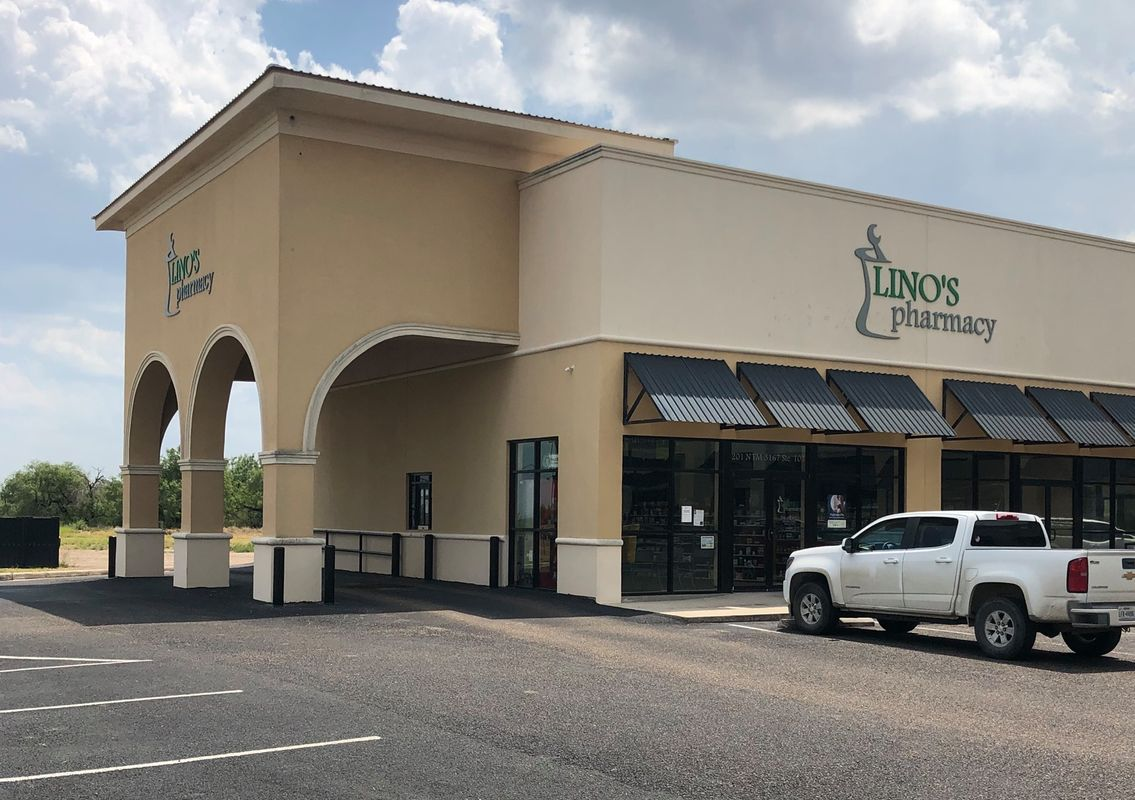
left=253, top=451, right=323, bottom=603
left=175, top=458, right=232, bottom=588
left=905, top=438, right=944, bottom=512
left=115, top=464, right=165, bottom=578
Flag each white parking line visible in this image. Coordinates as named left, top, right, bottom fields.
left=0, top=656, right=137, bottom=663
left=0, top=660, right=151, bottom=674
left=726, top=623, right=779, bottom=633
left=0, top=690, right=244, bottom=715
left=0, top=735, right=383, bottom=784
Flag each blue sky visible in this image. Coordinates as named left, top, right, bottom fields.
left=1, top=0, right=1134, bottom=481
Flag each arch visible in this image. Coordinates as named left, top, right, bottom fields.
left=185, top=324, right=265, bottom=460
left=303, top=323, right=520, bottom=451
left=125, top=351, right=181, bottom=465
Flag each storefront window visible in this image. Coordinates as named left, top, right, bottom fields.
left=941, top=452, right=1009, bottom=511
left=814, top=445, right=902, bottom=544
left=944, top=452, right=1135, bottom=550
left=621, top=438, right=901, bottom=594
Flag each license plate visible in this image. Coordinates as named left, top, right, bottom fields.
left=1118, top=607, right=1135, bottom=622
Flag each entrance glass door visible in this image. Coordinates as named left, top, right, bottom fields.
left=732, top=477, right=803, bottom=590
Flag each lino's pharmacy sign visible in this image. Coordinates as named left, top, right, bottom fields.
left=164, top=233, right=215, bottom=317
left=852, top=224, right=997, bottom=344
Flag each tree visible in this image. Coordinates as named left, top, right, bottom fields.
left=158, top=447, right=182, bottom=529
left=224, top=454, right=263, bottom=528
left=0, top=462, right=89, bottom=520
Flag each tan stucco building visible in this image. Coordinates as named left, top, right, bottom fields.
left=97, top=67, right=1135, bottom=603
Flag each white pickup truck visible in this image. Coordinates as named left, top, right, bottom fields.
left=784, top=511, right=1135, bottom=659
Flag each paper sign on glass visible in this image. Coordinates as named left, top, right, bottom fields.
left=693, top=509, right=705, bottom=527
left=681, top=505, right=693, bottom=523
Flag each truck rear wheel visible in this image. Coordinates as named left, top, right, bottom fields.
left=1062, top=630, right=1122, bottom=657
left=792, top=582, right=836, bottom=634
left=974, top=598, right=1036, bottom=660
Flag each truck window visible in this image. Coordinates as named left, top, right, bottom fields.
left=971, top=520, right=1047, bottom=548
left=852, top=519, right=907, bottom=551
left=911, top=517, right=959, bottom=549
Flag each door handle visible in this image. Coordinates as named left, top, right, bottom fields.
left=935, top=557, right=953, bottom=564
left=883, top=557, right=900, bottom=564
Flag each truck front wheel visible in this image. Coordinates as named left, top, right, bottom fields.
left=792, top=582, right=836, bottom=634
left=974, top=598, right=1036, bottom=660
left=1062, top=630, right=1122, bottom=657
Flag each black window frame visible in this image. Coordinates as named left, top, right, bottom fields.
left=407, top=472, right=432, bottom=531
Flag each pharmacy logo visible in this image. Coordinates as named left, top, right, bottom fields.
left=853, top=224, right=997, bottom=344
left=164, top=233, right=214, bottom=318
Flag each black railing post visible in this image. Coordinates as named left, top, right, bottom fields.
left=359, top=533, right=364, bottom=574
left=323, top=544, right=335, bottom=604
left=489, top=536, right=500, bottom=588
left=424, top=534, right=435, bottom=581
left=272, top=546, right=285, bottom=606
left=391, top=533, right=402, bottom=577
left=107, top=535, right=116, bottom=579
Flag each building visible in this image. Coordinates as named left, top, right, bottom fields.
left=97, top=66, right=1135, bottom=604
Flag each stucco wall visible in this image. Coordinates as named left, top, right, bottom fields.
left=313, top=344, right=606, bottom=539
left=276, top=134, right=523, bottom=450
left=520, top=150, right=1135, bottom=388
left=123, top=138, right=280, bottom=457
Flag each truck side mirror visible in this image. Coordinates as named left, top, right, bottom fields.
left=841, top=538, right=855, bottom=554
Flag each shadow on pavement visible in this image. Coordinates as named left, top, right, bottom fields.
left=0, top=568, right=644, bottom=627
left=788, top=623, right=1135, bottom=674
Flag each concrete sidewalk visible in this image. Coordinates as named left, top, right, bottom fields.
left=606, top=591, right=792, bottom=623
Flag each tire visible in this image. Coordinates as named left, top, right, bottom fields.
left=1062, top=630, right=1122, bottom=657
left=974, top=598, right=1036, bottom=660
left=878, top=618, right=918, bottom=634
left=793, top=581, right=836, bottom=634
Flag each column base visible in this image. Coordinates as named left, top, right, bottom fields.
left=172, top=532, right=233, bottom=588
left=555, top=538, right=623, bottom=604
left=113, top=529, right=166, bottom=578
left=252, top=538, right=324, bottom=603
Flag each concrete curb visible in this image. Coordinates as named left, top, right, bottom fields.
left=1, top=569, right=109, bottom=581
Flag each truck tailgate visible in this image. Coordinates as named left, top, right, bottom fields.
left=1085, top=552, right=1135, bottom=605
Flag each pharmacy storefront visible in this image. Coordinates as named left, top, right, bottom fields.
left=98, top=67, right=1135, bottom=605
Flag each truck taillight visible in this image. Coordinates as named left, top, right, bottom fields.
left=996, top=513, right=1019, bottom=520
left=1067, top=557, right=1089, bottom=594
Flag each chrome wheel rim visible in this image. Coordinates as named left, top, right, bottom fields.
left=984, top=609, right=1015, bottom=647
left=800, top=592, right=824, bottom=626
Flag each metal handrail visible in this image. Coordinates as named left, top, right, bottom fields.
left=314, top=529, right=402, bottom=576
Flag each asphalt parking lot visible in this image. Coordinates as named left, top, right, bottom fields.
left=2, top=570, right=1134, bottom=799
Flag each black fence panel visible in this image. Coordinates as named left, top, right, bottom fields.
left=0, top=517, right=61, bottom=568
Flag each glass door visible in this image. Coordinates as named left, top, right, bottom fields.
left=731, top=475, right=767, bottom=590
left=509, top=439, right=558, bottom=589
left=767, top=479, right=804, bottom=590
left=731, top=476, right=803, bottom=591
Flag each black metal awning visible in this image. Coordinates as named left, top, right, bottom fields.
left=737, top=363, right=860, bottom=433
left=943, top=379, right=1064, bottom=443
left=1090, top=392, right=1135, bottom=442
left=1025, top=387, right=1131, bottom=448
left=827, top=369, right=955, bottom=438
left=624, top=353, right=768, bottom=427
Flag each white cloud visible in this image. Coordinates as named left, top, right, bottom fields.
left=69, top=155, right=98, bottom=183
left=0, top=316, right=123, bottom=378
left=0, top=122, right=26, bottom=151
left=346, top=0, right=523, bottom=111
left=0, top=361, right=53, bottom=411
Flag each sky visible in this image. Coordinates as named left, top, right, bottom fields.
left=1, top=0, right=1134, bottom=481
